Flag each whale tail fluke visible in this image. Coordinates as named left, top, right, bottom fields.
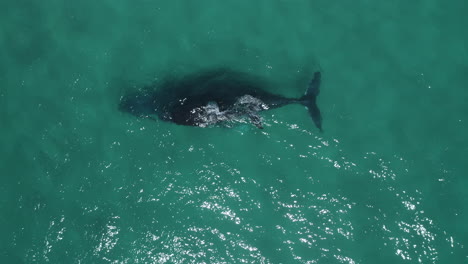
left=300, top=72, right=323, bottom=132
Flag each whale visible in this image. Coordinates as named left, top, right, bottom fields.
left=118, top=68, right=323, bottom=131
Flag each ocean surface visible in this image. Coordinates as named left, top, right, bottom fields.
left=1, top=1, right=467, bottom=263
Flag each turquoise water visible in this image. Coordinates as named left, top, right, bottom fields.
left=1, top=0, right=468, bottom=263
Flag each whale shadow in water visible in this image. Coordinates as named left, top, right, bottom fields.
left=118, top=68, right=323, bottom=131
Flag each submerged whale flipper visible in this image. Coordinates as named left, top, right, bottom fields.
left=248, top=112, right=264, bottom=129
left=301, top=72, right=323, bottom=132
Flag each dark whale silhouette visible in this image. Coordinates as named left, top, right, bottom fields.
left=119, top=69, right=322, bottom=131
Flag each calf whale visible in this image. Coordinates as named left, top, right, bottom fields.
left=119, top=68, right=323, bottom=131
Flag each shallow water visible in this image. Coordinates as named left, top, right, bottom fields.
left=1, top=1, right=467, bottom=263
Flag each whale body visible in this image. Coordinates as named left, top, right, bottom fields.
left=119, top=68, right=323, bottom=131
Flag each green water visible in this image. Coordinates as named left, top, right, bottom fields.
left=1, top=0, right=467, bottom=263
